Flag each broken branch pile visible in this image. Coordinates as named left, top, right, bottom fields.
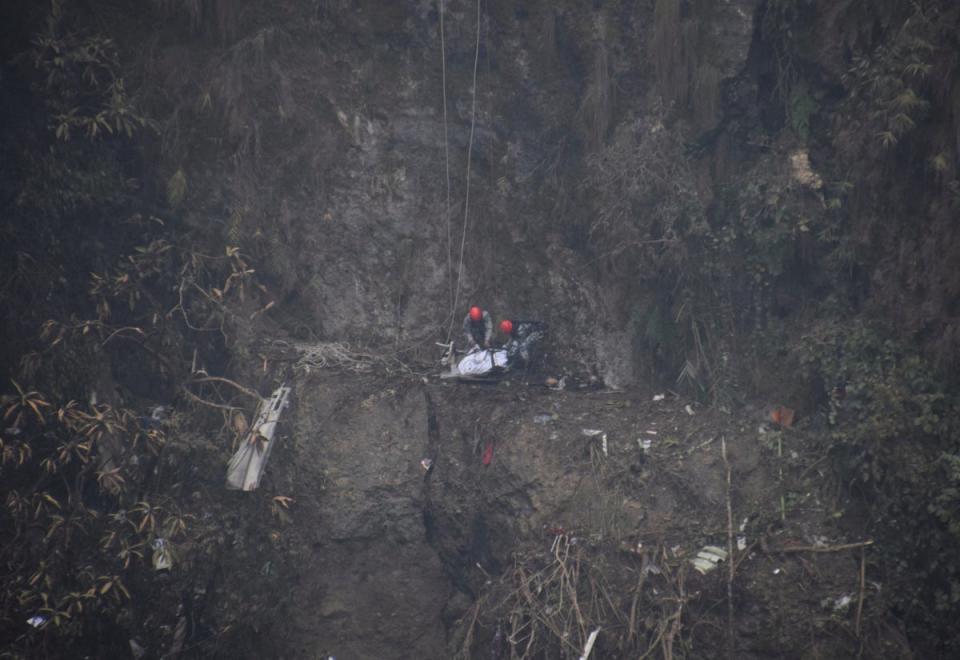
left=462, top=537, right=695, bottom=659
left=266, top=340, right=393, bottom=374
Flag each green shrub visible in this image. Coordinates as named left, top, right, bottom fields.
left=798, top=320, right=960, bottom=652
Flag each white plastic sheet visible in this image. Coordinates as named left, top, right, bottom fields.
left=456, top=348, right=508, bottom=376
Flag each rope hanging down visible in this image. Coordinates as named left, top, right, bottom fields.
left=438, top=0, right=453, bottom=311
left=444, top=0, right=483, bottom=342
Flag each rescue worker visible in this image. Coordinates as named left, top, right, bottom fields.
left=498, top=318, right=547, bottom=366
left=463, top=306, right=493, bottom=349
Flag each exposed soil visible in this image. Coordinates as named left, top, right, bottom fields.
left=249, top=365, right=895, bottom=659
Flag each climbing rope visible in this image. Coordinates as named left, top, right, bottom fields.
left=438, top=0, right=453, bottom=311
left=445, top=0, right=483, bottom=343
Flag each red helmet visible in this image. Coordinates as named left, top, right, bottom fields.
left=499, top=320, right=513, bottom=335
left=469, top=306, right=482, bottom=322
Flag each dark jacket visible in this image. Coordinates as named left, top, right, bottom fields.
left=502, top=320, right=546, bottom=365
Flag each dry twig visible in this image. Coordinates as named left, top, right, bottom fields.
left=855, top=547, right=866, bottom=639
left=773, top=540, right=874, bottom=554
left=722, top=437, right=735, bottom=659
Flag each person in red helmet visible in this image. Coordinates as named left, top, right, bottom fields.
left=463, top=306, right=493, bottom=348
left=498, top=317, right=547, bottom=366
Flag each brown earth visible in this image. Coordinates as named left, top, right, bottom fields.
left=245, top=365, right=900, bottom=659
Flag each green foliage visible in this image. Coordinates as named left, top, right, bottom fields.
left=841, top=22, right=934, bottom=151
left=0, top=391, right=176, bottom=653
left=760, top=0, right=815, bottom=111
left=787, top=79, right=818, bottom=140
left=931, top=454, right=960, bottom=539
left=166, top=168, right=187, bottom=207
left=797, top=319, right=960, bottom=651
left=31, top=9, right=148, bottom=142
left=799, top=320, right=950, bottom=446
left=0, top=1, right=284, bottom=654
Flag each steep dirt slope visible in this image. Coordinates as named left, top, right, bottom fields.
left=257, top=368, right=885, bottom=658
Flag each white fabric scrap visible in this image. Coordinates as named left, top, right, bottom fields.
left=457, top=349, right=508, bottom=376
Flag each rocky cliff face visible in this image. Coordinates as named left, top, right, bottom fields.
left=147, top=0, right=763, bottom=387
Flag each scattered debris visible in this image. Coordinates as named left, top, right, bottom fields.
left=26, top=615, right=47, bottom=628
left=639, top=438, right=652, bottom=453
left=652, top=393, right=666, bottom=402
left=621, top=540, right=644, bottom=555
left=482, top=441, right=495, bottom=466
left=129, top=639, right=146, bottom=658
left=684, top=404, right=695, bottom=416
left=823, top=594, right=853, bottom=612
left=770, top=405, right=795, bottom=428
left=691, top=545, right=728, bottom=575
left=644, top=429, right=658, bottom=435
left=534, top=413, right=556, bottom=424
left=582, top=429, right=608, bottom=456
left=579, top=628, right=601, bottom=660
left=152, top=538, right=173, bottom=570
left=420, top=458, right=433, bottom=471
left=149, top=404, right=169, bottom=423
left=226, top=385, right=292, bottom=491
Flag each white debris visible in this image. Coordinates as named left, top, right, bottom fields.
left=26, top=615, right=47, bottom=628
left=652, top=393, right=666, bottom=401
left=152, top=538, right=173, bottom=570
left=737, top=536, right=747, bottom=551
left=582, top=429, right=608, bottom=456
left=691, top=545, right=728, bottom=575
left=685, top=404, right=695, bottom=416
left=226, top=385, right=292, bottom=491
left=823, top=594, right=853, bottom=612
left=639, top=438, right=652, bottom=453
left=420, top=458, right=433, bottom=471
left=579, top=628, right=601, bottom=660
left=645, top=430, right=658, bottom=435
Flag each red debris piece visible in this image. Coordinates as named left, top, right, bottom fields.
left=482, top=441, right=494, bottom=466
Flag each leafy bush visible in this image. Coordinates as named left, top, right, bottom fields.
left=797, top=320, right=960, bottom=652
